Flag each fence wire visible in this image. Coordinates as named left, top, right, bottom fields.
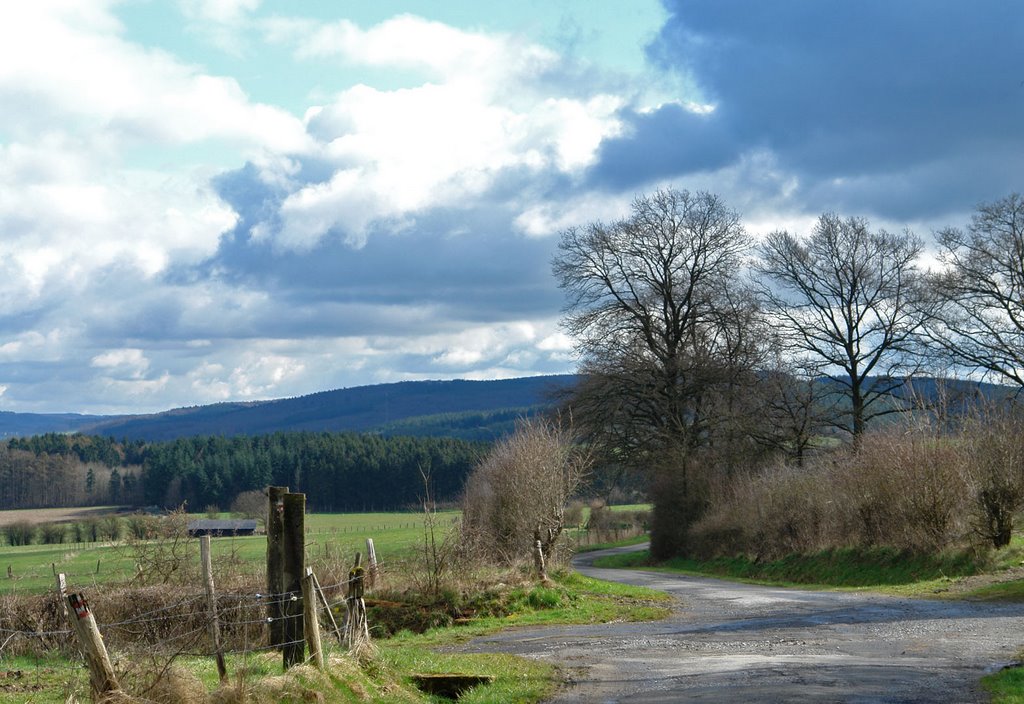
left=0, top=562, right=388, bottom=662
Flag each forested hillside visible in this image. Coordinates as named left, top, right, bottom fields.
left=4, top=432, right=485, bottom=511
left=0, top=376, right=573, bottom=441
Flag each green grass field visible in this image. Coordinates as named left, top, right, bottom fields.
left=0, top=505, right=650, bottom=594
left=0, top=510, right=459, bottom=594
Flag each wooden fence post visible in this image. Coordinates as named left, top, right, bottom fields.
left=200, top=535, right=228, bottom=683
left=365, top=538, right=378, bottom=588
left=66, top=592, right=122, bottom=699
left=345, top=553, right=370, bottom=653
left=311, top=571, right=344, bottom=646
left=55, top=573, right=70, bottom=626
left=302, top=567, right=324, bottom=668
left=532, top=538, right=547, bottom=581
left=266, top=485, right=288, bottom=648
left=282, top=492, right=306, bottom=669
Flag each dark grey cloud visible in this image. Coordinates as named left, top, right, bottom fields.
left=199, top=162, right=563, bottom=339
left=589, top=102, right=740, bottom=189
left=592, top=0, right=1023, bottom=219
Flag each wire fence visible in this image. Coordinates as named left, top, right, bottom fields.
left=0, top=559, right=385, bottom=666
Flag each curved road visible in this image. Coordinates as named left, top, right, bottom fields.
left=459, top=544, right=1024, bottom=702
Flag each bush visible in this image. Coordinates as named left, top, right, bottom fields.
left=689, top=421, right=977, bottom=561
left=650, top=457, right=712, bottom=560
left=126, top=513, right=159, bottom=540
left=4, top=521, right=35, bottom=546
left=38, top=522, right=66, bottom=545
left=960, top=411, right=1024, bottom=548
left=79, top=517, right=101, bottom=542
left=833, top=427, right=970, bottom=552
left=231, top=489, right=267, bottom=524
left=461, top=417, right=591, bottom=566
left=99, top=515, right=121, bottom=541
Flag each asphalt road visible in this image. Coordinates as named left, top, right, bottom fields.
left=458, top=544, right=1024, bottom=703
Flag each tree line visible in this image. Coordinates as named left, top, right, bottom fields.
left=3, top=431, right=485, bottom=511
left=553, top=188, right=1024, bottom=557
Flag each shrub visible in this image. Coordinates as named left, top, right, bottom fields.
left=121, top=507, right=196, bottom=585
left=960, top=411, right=1024, bottom=548
left=79, top=517, right=101, bottom=542
left=99, top=515, right=121, bottom=541
left=4, top=521, right=35, bottom=546
left=826, top=427, right=971, bottom=553
left=461, top=417, right=591, bottom=566
left=38, top=522, right=66, bottom=545
left=231, top=489, right=267, bottom=524
left=689, top=421, right=976, bottom=560
left=650, top=456, right=712, bottom=560
left=126, top=512, right=159, bottom=540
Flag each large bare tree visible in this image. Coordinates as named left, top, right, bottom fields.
left=922, top=194, right=1024, bottom=387
left=554, top=188, right=754, bottom=451
left=553, top=188, right=764, bottom=556
left=755, top=213, right=925, bottom=439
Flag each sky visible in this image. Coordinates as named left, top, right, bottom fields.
left=0, top=0, right=1020, bottom=415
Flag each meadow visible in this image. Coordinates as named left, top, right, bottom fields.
left=0, top=509, right=460, bottom=594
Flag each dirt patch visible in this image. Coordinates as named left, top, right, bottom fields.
left=0, top=506, right=127, bottom=526
left=935, top=565, right=1024, bottom=598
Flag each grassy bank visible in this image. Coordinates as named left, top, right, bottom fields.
left=591, top=541, right=1024, bottom=602
left=983, top=664, right=1024, bottom=704
left=594, top=546, right=980, bottom=590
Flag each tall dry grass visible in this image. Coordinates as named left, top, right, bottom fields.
left=689, top=409, right=1024, bottom=561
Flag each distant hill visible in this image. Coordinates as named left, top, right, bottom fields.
left=0, top=411, right=112, bottom=439
left=0, top=375, right=578, bottom=441
left=1, top=373, right=1013, bottom=443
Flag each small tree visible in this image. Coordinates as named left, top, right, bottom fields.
left=961, top=408, right=1024, bottom=548
left=38, top=522, right=66, bottom=545
left=5, top=521, right=35, bottom=546
left=230, top=490, right=267, bottom=525
left=99, top=515, right=122, bottom=541
left=461, top=418, right=591, bottom=565
left=123, top=506, right=195, bottom=585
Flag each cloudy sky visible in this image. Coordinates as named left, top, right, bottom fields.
left=0, top=0, right=1020, bottom=414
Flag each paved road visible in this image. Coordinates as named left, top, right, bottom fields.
left=459, top=544, right=1024, bottom=703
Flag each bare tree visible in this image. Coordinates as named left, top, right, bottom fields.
left=553, top=188, right=773, bottom=558
left=921, top=194, right=1024, bottom=387
left=461, top=417, right=590, bottom=565
left=755, top=213, right=925, bottom=439
left=755, top=353, right=836, bottom=466
left=553, top=188, right=755, bottom=456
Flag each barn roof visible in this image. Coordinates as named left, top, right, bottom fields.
left=187, top=519, right=258, bottom=531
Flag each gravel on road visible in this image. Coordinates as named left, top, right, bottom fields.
left=456, top=544, right=1024, bottom=703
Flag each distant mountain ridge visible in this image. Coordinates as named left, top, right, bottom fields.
left=0, top=375, right=578, bottom=441
left=0, top=374, right=1012, bottom=443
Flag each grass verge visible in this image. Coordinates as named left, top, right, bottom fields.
left=983, top=663, right=1024, bottom=704
left=592, top=546, right=987, bottom=596
left=574, top=534, right=650, bottom=554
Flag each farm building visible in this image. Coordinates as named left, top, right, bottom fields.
left=187, top=519, right=258, bottom=537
